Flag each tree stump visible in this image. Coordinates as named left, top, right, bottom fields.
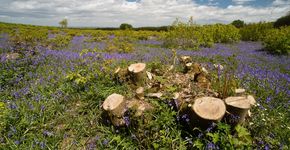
left=190, top=97, right=226, bottom=128
left=235, top=88, right=246, bottom=96
left=180, top=56, right=192, bottom=65
left=184, top=62, right=202, bottom=74
left=128, top=63, right=146, bottom=86
left=195, top=72, right=211, bottom=89
left=102, top=93, right=127, bottom=126
left=6, top=53, right=20, bottom=60
left=247, top=95, right=256, bottom=106
left=135, top=87, right=144, bottom=100
left=127, top=99, right=153, bottom=117
left=224, top=96, right=252, bottom=124
left=114, top=67, right=129, bottom=83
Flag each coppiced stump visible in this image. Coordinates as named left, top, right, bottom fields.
left=135, top=87, right=144, bottom=100
left=190, top=97, right=226, bottom=128
left=127, top=99, right=153, bottom=117
left=224, top=96, right=254, bottom=124
left=128, top=63, right=146, bottom=86
left=180, top=56, right=192, bottom=65
left=103, top=93, right=127, bottom=126
left=114, top=67, right=129, bottom=83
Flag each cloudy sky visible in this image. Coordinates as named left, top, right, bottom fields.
left=0, top=0, right=289, bottom=27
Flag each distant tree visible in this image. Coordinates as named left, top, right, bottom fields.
left=120, top=23, right=133, bottom=30
left=59, top=19, right=68, bottom=28
left=231, top=20, right=245, bottom=28
left=274, top=12, right=290, bottom=28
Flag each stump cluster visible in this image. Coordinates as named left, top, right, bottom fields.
left=103, top=56, right=256, bottom=129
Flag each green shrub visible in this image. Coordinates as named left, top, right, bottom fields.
left=120, top=23, right=133, bottom=30
left=240, top=22, right=273, bottom=41
left=164, top=20, right=240, bottom=50
left=231, top=20, right=245, bottom=28
left=274, top=12, right=290, bottom=28
left=9, top=29, right=48, bottom=53
left=210, top=24, right=240, bottom=43
left=263, top=26, right=290, bottom=55
left=46, top=34, right=72, bottom=50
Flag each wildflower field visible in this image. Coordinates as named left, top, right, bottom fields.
left=0, top=22, right=289, bottom=149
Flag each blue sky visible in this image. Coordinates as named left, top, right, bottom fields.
left=196, top=0, right=273, bottom=8
left=0, top=0, right=289, bottom=27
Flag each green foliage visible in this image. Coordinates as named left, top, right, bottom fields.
left=263, top=26, right=290, bottom=55
left=66, top=72, right=88, bottom=85
left=231, top=20, right=245, bottom=28
left=164, top=19, right=240, bottom=50
left=8, top=28, right=48, bottom=53
left=274, top=12, right=290, bottom=28
left=211, top=55, right=239, bottom=98
left=240, top=22, right=273, bottom=41
left=0, top=102, right=8, bottom=129
left=191, top=123, right=252, bottom=149
left=105, top=38, right=135, bottom=53
left=120, top=23, right=133, bottom=30
left=59, top=19, right=68, bottom=28
left=211, top=24, right=241, bottom=43
left=46, top=34, right=72, bottom=49
left=0, top=21, right=289, bottom=149
left=127, top=100, right=187, bottom=149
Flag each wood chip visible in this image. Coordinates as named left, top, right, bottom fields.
left=147, top=93, right=163, bottom=98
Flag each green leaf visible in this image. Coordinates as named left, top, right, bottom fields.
left=153, top=143, right=159, bottom=149
left=193, top=139, right=203, bottom=149
left=235, top=125, right=250, bottom=138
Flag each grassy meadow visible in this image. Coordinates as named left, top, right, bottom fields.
left=0, top=21, right=289, bottom=149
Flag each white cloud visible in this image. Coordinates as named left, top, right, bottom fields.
left=232, top=0, right=255, bottom=5
left=273, top=0, right=290, bottom=6
left=0, top=0, right=289, bottom=27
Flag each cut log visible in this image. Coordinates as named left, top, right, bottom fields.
left=127, top=99, right=153, bottom=117
left=196, top=73, right=210, bottom=89
left=180, top=56, right=192, bottom=65
left=224, top=96, right=252, bottom=124
left=235, top=88, right=246, bottom=96
left=102, top=93, right=127, bottom=126
left=168, top=65, right=174, bottom=71
left=247, top=95, right=256, bottom=106
left=136, top=87, right=144, bottom=100
left=6, top=53, right=20, bottom=60
left=114, top=67, right=129, bottom=83
left=213, top=64, right=224, bottom=70
left=146, top=92, right=163, bottom=98
left=191, top=97, right=226, bottom=128
left=184, top=63, right=202, bottom=74
left=128, top=63, right=146, bottom=85
left=146, top=71, right=153, bottom=80
left=114, top=67, right=121, bottom=74
left=201, top=67, right=208, bottom=75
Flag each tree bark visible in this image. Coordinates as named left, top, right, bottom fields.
left=102, top=93, right=127, bottom=126
left=128, top=63, right=146, bottom=86
left=224, top=96, right=252, bottom=124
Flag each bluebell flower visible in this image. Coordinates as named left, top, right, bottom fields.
left=14, top=140, right=20, bottom=145
left=43, top=130, right=54, bottom=137
left=102, top=139, right=109, bottom=145
left=124, top=116, right=130, bottom=126
left=39, top=141, right=45, bottom=149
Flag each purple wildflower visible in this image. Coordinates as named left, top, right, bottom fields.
left=102, top=139, right=109, bottom=145
left=9, top=103, right=17, bottom=110
left=14, top=140, right=20, bottom=145
left=124, top=116, right=130, bottom=126
left=43, top=130, right=54, bottom=137
left=206, top=142, right=219, bottom=150
left=39, top=141, right=46, bottom=149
